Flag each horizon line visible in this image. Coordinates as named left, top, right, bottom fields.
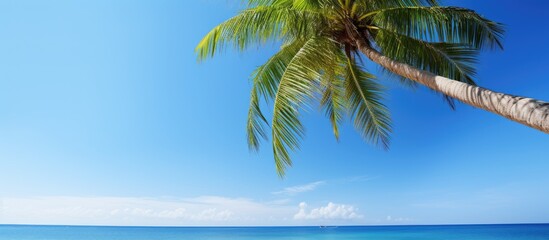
left=2, top=222, right=548, bottom=228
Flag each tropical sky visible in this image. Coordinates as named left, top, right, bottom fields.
left=1, top=0, right=548, bottom=226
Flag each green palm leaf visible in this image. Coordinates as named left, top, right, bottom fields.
left=373, top=28, right=479, bottom=108
left=361, top=0, right=438, bottom=11
left=247, top=40, right=306, bottom=151
left=271, top=36, right=340, bottom=176
left=319, top=59, right=346, bottom=140
left=374, top=28, right=478, bottom=84
left=196, top=6, right=325, bottom=60
left=370, top=6, right=504, bottom=49
left=344, top=53, right=391, bottom=149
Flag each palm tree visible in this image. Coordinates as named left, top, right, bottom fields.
left=196, top=0, right=549, bottom=176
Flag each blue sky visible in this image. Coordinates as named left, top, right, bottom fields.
left=0, top=0, right=548, bottom=226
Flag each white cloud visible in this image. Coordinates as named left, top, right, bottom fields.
left=0, top=196, right=295, bottom=226
left=293, top=202, right=363, bottom=220
left=272, top=181, right=325, bottom=195
left=0, top=196, right=369, bottom=226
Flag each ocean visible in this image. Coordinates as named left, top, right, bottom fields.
left=1, top=224, right=548, bottom=240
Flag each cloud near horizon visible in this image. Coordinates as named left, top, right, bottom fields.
left=0, top=196, right=363, bottom=226
left=294, top=202, right=363, bottom=221
left=0, top=196, right=291, bottom=226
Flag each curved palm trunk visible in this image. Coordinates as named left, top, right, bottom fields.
left=353, top=39, right=549, bottom=134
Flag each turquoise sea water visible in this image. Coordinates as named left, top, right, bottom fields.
left=1, top=224, right=548, bottom=240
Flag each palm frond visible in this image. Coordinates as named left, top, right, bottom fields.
left=196, top=6, right=325, bottom=60
left=374, top=28, right=479, bottom=85
left=247, top=40, right=306, bottom=151
left=344, top=53, right=392, bottom=149
left=271, top=36, right=340, bottom=176
left=246, top=0, right=292, bottom=7
left=248, top=87, right=270, bottom=150
left=357, top=0, right=438, bottom=13
left=319, top=60, right=346, bottom=140
left=370, top=6, right=504, bottom=50
left=374, top=28, right=479, bottom=108
left=292, top=0, right=323, bottom=10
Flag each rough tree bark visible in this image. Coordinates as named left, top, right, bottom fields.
left=348, top=26, right=549, bottom=134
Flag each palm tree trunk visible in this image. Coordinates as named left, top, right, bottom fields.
left=353, top=38, right=549, bottom=134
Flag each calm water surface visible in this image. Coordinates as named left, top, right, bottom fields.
left=1, top=224, right=548, bottom=240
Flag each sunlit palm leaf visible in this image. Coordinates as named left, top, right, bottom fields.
left=319, top=60, right=346, bottom=140
left=247, top=40, right=306, bottom=151
left=374, top=28, right=479, bottom=108
left=370, top=6, right=504, bottom=49
left=271, top=37, right=340, bottom=175
left=374, top=28, right=478, bottom=84
left=359, top=0, right=438, bottom=12
left=344, top=54, right=391, bottom=149
left=196, top=6, right=325, bottom=60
